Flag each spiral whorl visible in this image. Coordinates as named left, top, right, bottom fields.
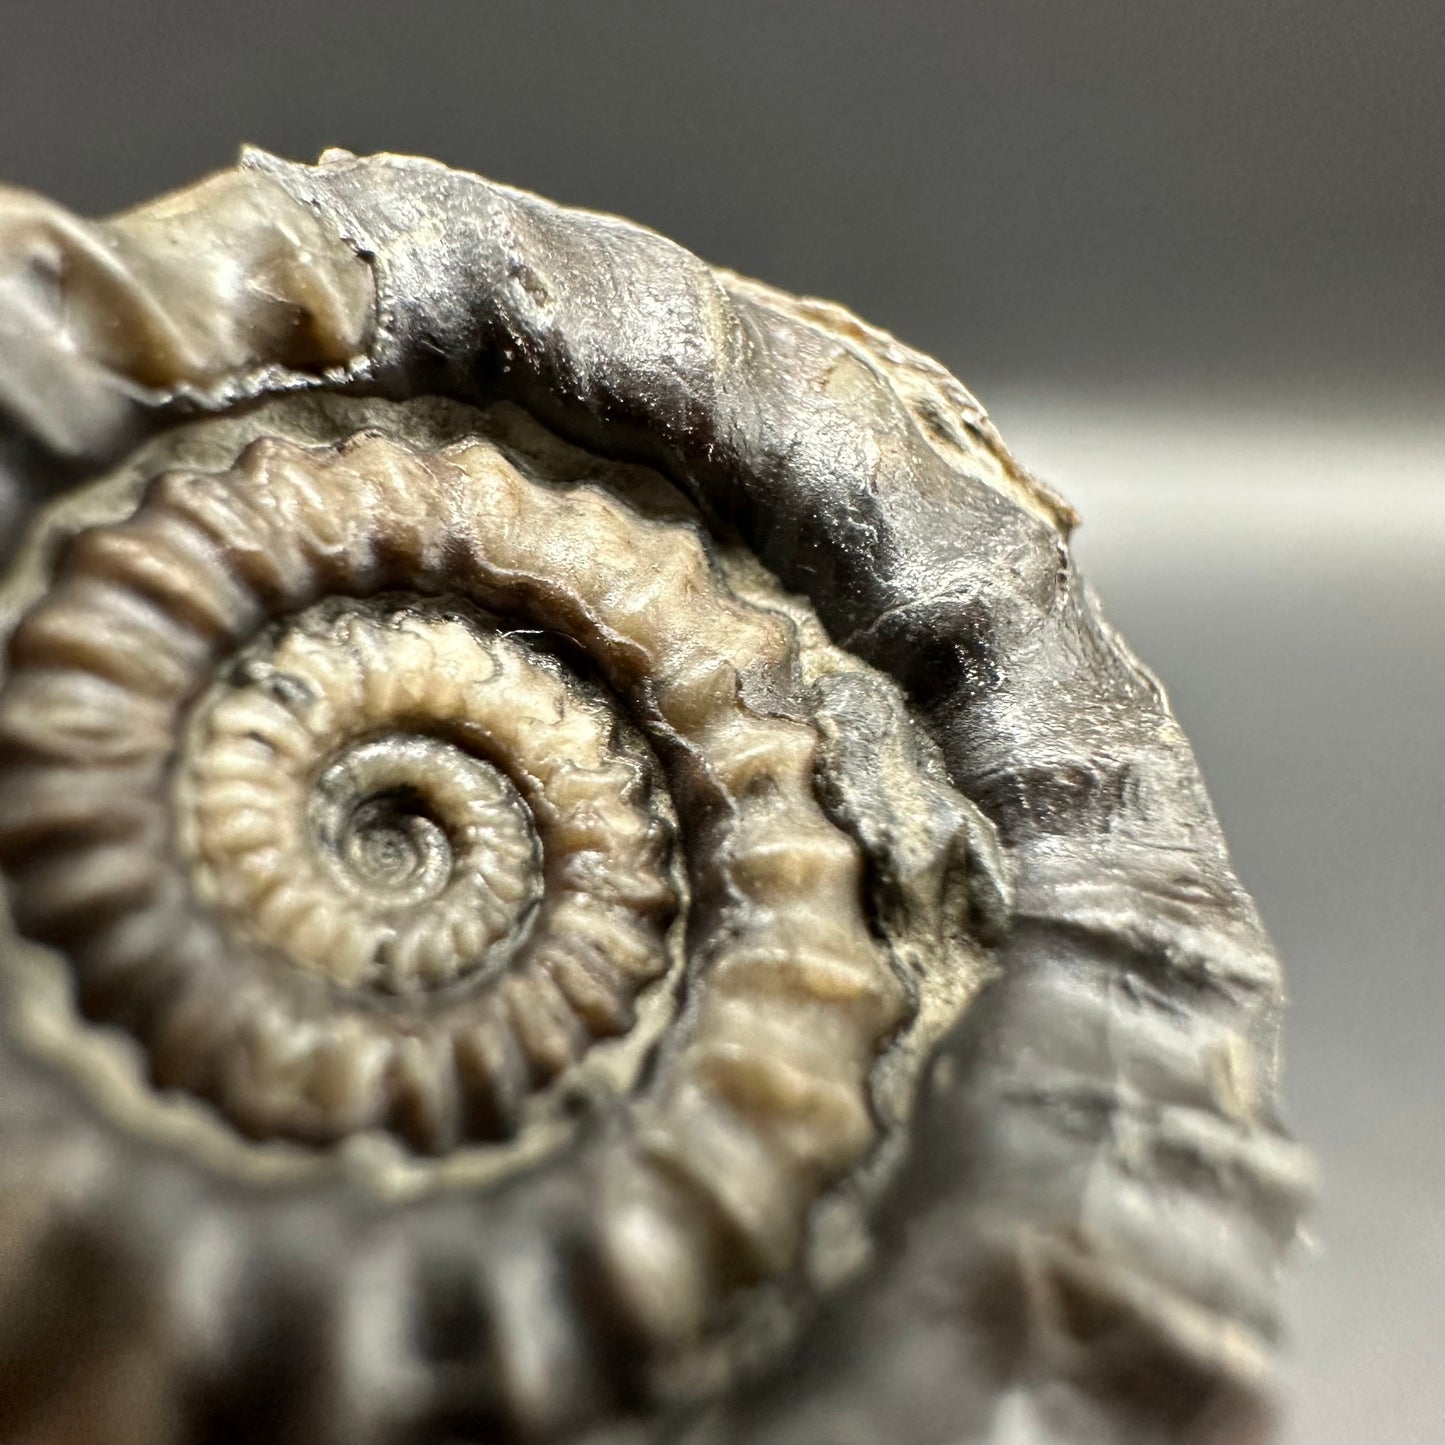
left=0, top=424, right=902, bottom=1208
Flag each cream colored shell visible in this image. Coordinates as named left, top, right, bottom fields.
left=0, top=423, right=908, bottom=1320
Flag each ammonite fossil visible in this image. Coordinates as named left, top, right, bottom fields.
left=0, top=152, right=1311, bottom=1445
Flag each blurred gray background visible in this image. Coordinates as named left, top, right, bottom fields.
left=2, top=4, right=1441, bottom=1441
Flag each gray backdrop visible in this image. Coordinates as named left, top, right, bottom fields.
left=2, top=5, right=1441, bottom=1442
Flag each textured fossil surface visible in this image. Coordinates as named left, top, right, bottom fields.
left=0, top=154, right=1310, bottom=1445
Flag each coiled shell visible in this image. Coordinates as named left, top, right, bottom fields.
left=0, top=152, right=1310, bottom=1445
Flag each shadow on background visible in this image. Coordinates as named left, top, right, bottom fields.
left=3, top=5, right=1441, bottom=1442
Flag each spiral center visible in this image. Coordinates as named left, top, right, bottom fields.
left=314, top=737, right=481, bottom=911
left=339, top=787, right=450, bottom=897
left=295, top=733, right=542, bottom=991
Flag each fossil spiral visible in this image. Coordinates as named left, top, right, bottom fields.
left=0, top=152, right=1310, bottom=1445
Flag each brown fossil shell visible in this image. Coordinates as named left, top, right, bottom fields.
left=0, top=152, right=1310, bottom=1445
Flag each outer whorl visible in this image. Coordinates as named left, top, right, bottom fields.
left=0, top=152, right=1310, bottom=1445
